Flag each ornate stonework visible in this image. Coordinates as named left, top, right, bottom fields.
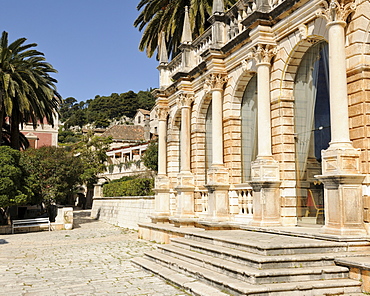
left=156, top=106, right=169, bottom=121
left=204, top=73, right=228, bottom=92
left=316, top=0, right=356, bottom=24
left=176, top=93, right=194, bottom=109
left=250, top=44, right=277, bottom=65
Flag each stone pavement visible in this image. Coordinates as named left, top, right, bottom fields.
left=0, top=210, right=189, bottom=296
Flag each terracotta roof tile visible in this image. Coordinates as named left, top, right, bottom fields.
left=102, top=125, right=145, bottom=141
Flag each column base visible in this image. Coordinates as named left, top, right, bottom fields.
left=316, top=174, right=366, bottom=236
left=174, top=171, right=195, bottom=220
left=153, top=175, right=171, bottom=221
left=204, top=165, right=230, bottom=222
left=250, top=181, right=281, bottom=227
left=250, top=157, right=281, bottom=227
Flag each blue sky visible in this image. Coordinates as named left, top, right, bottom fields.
left=0, top=1, right=159, bottom=102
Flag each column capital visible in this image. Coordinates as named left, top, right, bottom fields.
left=204, top=73, right=228, bottom=92
left=177, top=93, right=194, bottom=109
left=249, top=44, right=277, bottom=65
left=156, top=106, right=169, bottom=121
left=316, top=0, right=356, bottom=25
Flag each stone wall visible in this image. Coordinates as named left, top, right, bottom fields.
left=91, top=196, right=155, bottom=230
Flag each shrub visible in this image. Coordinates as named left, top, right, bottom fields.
left=103, top=178, right=154, bottom=197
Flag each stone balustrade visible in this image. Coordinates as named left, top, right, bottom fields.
left=166, top=0, right=287, bottom=82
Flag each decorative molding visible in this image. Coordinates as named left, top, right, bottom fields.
left=156, top=106, right=169, bottom=121
left=204, top=73, right=228, bottom=92
left=249, top=44, right=277, bottom=65
left=316, top=0, right=356, bottom=24
left=177, top=93, right=194, bottom=108
left=297, top=24, right=308, bottom=40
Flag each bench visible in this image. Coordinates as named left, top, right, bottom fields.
left=12, top=217, right=51, bottom=234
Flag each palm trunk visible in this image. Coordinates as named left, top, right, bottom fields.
left=10, top=116, right=21, bottom=150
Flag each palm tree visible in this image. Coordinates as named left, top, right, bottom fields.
left=0, top=31, right=61, bottom=150
left=134, top=0, right=237, bottom=59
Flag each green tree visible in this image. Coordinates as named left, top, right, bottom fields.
left=134, top=0, right=237, bottom=58
left=0, top=31, right=61, bottom=150
left=21, top=146, right=84, bottom=206
left=137, top=90, right=155, bottom=111
left=72, top=132, right=113, bottom=188
left=142, top=138, right=158, bottom=172
left=0, top=146, right=32, bottom=224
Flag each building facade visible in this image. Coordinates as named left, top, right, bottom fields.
left=149, top=0, right=370, bottom=236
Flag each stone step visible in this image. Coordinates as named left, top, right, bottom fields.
left=131, top=257, right=230, bottom=296
left=151, top=246, right=349, bottom=284
left=184, top=230, right=351, bottom=255
left=171, top=236, right=340, bottom=269
left=132, top=256, right=362, bottom=296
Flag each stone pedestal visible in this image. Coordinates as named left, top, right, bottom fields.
left=151, top=175, right=171, bottom=223
left=204, top=166, right=230, bottom=221
left=317, top=144, right=366, bottom=235
left=250, top=158, right=281, bottom=227
left=317, top=174, right=366, bottom=235
left=250, top=181, right=281, bottom=227
left=173, top=172, right=195, bottom=220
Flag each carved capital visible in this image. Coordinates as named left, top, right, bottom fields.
left=204, top=73, right=228, bottom=92
left=316, top=0, right=356, bottom=24
left=250, top=44, right=277, bottom=65
left=156, top=106, right=169, bottom=121
left=177, top=93, right=194, bottom=109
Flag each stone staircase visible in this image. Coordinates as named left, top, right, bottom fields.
left=132, top=229, right=369, bottom=295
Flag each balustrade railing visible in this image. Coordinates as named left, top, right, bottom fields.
left=167, top=0, right=290, bottom=79
left=230, top=184, right=253, bottom=223
left=194, top=189, right=208, bottom=215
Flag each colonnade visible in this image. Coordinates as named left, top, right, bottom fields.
left=151, top=0, right=366, bottom=235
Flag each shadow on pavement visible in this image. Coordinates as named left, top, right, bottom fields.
left=73, top=210, right=96, bottom=229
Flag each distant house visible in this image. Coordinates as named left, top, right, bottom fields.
left=134, top=109, right=150, bottom=127
left=98, top=125, right=149, bottom=180
left=102, top=125, right=147, bottom=148
left=20, top=115, right=59, bottom=148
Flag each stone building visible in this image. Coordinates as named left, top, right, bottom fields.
left=146, top=0, right=370, bottom=237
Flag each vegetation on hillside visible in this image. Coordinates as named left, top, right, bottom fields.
left=60, top=90, right=155, bottom=131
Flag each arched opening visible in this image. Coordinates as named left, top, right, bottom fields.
left=241, top=75, right=258, bottom=182
left=294, top=41, right=330, bottom=225
left=205, top=102, right=212, bottom=179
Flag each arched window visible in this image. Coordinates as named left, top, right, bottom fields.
left=241, top=75, right=258, bottom=182
left=205, top=102, right=212, bottom=173
left=295, top=41, right=330, bottom=178
left=294, top=41, right=330, bottom=224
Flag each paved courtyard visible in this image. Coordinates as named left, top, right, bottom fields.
left=0, top=211, right=189, bottom=296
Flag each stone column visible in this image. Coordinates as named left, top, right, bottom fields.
left=173, top=94, right=196, bottom=224
left=249, top=44, right=281, bottom=227
left=204, top=73, right=230, bottom=221
left=152, top=104, right=171, bottom=223
left=316, top=0, right=366, bottom=235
